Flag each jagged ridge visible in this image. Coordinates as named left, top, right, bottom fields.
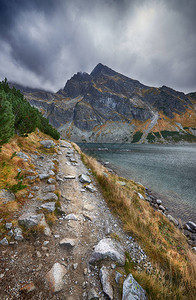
left=9, top=63, right=196, bottom=143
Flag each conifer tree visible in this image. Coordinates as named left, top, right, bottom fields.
left=0, top=95, right=15, bottom=150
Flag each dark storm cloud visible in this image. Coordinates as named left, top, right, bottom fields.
left=0, top=0, right=195, bottom=93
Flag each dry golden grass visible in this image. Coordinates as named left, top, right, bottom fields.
left=0, top=131, right=58, bottom=222
left=77, top=150, right=196, bottom=300
left=45, top=212, right=57, bottom=227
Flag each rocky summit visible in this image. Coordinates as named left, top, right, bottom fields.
left=10, top=63, right=196, bottom=143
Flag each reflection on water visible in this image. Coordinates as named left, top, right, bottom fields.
left=79, top=143, right=196, bottom=223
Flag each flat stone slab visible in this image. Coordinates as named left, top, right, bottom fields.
left=79, top=174, right=91, bottom=184
left=64, top=214, right=78, bottom=221
left=59, top=238, right=76, bottom=248
left=40, top=202, right=56, bottom=212
left=122, top=273, right=147, bottom=300
left=89, top=238, right=125, bottom=266
left=43, top=193, right=58, bottom=201
left=46, top=262, right=67, bottom=293
left=43, top=185, right=56, bottom=193
left=39, top=173, right=50, bottom=180
left=99, top=266, right=113, bottom=299
left=64, top=175, right=76, bottom=179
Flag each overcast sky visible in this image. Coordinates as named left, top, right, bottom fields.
left=0, top=0, right=195, bottom=93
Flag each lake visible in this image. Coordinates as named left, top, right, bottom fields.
left=78, top=143, right=196, bottom=223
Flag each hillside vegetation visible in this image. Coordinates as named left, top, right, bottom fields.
left=0, top=78, right=60, bottom=150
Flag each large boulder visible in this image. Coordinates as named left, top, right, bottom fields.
left=167, top=214, right=179, bottom=227
left=40, top=140, right=55, bottom=149
left=46, top=262, right=67, bottom=293
left=184, top=221, right=196, bottom=233
left=122, top=274, right=147, bottom=300
left=89, top=238, right=125, bottom=266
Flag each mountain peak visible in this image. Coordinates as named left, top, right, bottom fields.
left=90, top=63, right=117, bottom=77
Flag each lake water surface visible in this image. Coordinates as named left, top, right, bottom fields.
left=78, top=143, right=196, bottom=223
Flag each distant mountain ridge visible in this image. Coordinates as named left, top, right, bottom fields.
left=9, top=63, right=196, bottom=143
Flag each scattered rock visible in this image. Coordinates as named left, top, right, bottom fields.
left=8, top=229, right=13, bottom=236
left=88, top=287, right=99, bottom=299
left=40, top=202, right=56, bottom=212
left=115, top=271, right=123, bottom=284
left=86, top=184, right=96, bottom=193
left=43, top=193, right=58, bottom=201
left=156, top=199, right=162, bottom=205
left=0, top=237, right=9, bottom=246
left=14, top=227, right=23, bottom=240
left=18, top=213, right=45, bottom=228
left=32, top=186, right=39, bottom=191
left=26, top=176, right=37, bottom=181
left=5, top=223, right=12, bottom=230
left=89, top=238, right=125, bottom=266
left=99, top=266, right=113, bottom=300
left=117, top=181, right=126, bottom=186
left=46, top=262, right=67, bottom=293
left=20, top=282, right=36, bottom=294
left=43, top=185, right=56, bottom=193
left=64, top=175, right=76, bottom=179
left=83, top=213, right=93, bottom=222
left=48, top=178, right=56, bottom=184
left=43, top=241, right=49, bottom=246
left=167, top=214, right=179, bottom=226
left=122, top=273, right=147, bottom=300
left=59, top=238, right=76, bottom=248
left=40, top=140, right=55, bottom=149
left=28, top=193, right=34, bottom=199
left=0, top=189, right=15, bottom=204
left=64, top=214, right=78, bottom=221
left=137, top=192, right=144, bottom=200
left=56, top=175, right=64, bottom=182
left=159, top=205, right=165, bottom=212
left=39, top=173, right=50, bottom=180
left=184, top=221, right=196, bottom=233
left=79, top=174, right=91, bottom=184
left=49, top=170, right=55, bottom=176
left=83, top=204, right=95, bottom=211
left=16, top=152, right=29, bottom=161
left=73, top=263, right=78, bottom=270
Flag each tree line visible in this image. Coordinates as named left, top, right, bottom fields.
left=0, top=78, right=60, bottom=149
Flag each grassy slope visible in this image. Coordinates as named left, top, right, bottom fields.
left=73, top=143, right=196, bottom=300
left=0, top=131, right=59, bottom=232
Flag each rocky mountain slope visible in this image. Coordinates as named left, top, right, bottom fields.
left=9, top=63, right=196, bottom=143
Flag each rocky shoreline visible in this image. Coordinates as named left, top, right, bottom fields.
left=101, top=161, right=196, bottom=252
